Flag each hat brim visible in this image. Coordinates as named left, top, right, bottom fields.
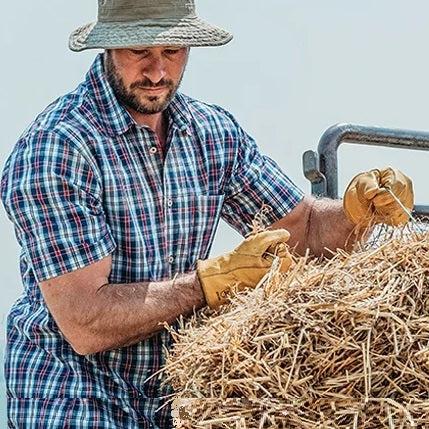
left=69, top=17, right=233, bottom=52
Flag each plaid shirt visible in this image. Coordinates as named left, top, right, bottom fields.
left=1, top=54, right=304, bottom=428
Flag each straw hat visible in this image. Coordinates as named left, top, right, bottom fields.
left=69, top=0, right=233, bottom=52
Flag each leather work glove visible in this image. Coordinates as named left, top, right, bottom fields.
left=197, top=229, right=292, bottom=309
left=343, top=167, right=414, bottom=226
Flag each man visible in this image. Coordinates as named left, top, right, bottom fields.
left=1, top=0, right=413, bottom=428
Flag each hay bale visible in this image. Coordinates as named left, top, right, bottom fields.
left=164, top=231, right=429, bottom=428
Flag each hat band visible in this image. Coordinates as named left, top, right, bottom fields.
left=99, top=3, right=195, bottom=23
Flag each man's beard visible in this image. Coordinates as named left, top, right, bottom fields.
left=104, top=51, right=184, bottom=115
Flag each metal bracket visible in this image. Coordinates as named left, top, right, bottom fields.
left=302, top=150, right=326, bottom=197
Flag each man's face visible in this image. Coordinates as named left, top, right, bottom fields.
left=104, top=47, right=189, bottom=115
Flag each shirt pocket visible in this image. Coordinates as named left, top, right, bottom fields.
left=168, top=193, right=225, bottom=270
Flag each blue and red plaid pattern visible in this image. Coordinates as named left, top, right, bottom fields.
left=1, top=54, right=304, bottom=428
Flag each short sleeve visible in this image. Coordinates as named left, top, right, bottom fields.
left=1, top=131, right=116, bottom=282
left=222, top=128, right=304, bottom=236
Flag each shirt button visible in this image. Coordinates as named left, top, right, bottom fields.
left=167, top=199, right=173, bottom=207
left=168, top=256, right=175, bottom=264
left=149, top=146, right=157, bottom=154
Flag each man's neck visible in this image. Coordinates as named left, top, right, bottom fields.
left=126, top=107, right=168, bottom=146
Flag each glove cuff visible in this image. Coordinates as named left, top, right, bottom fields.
left=197, top=258, right=231, bottom=309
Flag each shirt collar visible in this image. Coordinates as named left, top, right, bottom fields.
left=85, top=54, right=134, bottom=137
left=165, top=92, right=192, bottom=134
left=85, top=54, right=192, bottom=137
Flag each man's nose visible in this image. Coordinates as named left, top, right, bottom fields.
left=142, top=55, right=166, bottom=83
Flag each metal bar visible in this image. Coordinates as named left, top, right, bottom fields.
left=414, top=205, right=429, bottom=218
left=317, top=123, right=429, bottom=199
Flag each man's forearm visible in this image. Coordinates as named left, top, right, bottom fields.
left=304, top=197, right=360, bottom=256
left=271, top=196, right=362, bottom=257
left=42, top=270, right=205, bottom=355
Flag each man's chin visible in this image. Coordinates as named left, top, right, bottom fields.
left=119, top=89, right=176, bottom=115
left=139, top=101, right=168, bottom=115
left=137, top=95, right=174, bottom=114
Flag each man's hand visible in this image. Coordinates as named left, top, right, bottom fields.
left=197, top=229, right=292, bottom=309
left=343, top=167, right=414, bottom=226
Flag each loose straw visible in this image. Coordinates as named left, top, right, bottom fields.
left=166, top=228, right=429, bottom=428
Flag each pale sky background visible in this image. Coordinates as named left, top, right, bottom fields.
left=1, top=0, right=429, bottom=419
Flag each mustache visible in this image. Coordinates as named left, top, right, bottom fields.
left=130, top=78, right=173, bottom=90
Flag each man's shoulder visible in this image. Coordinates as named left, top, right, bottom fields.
left=22, top=83, right=97, bottom=142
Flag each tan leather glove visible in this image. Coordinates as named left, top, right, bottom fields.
left=197, top=229, right=292, bottom=309
left=343, top=167, right=414, bottom=226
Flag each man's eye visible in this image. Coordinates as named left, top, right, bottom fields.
left=130, top=49, right=147, bottom=55
left=164, top=49, right=181, bottom=55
